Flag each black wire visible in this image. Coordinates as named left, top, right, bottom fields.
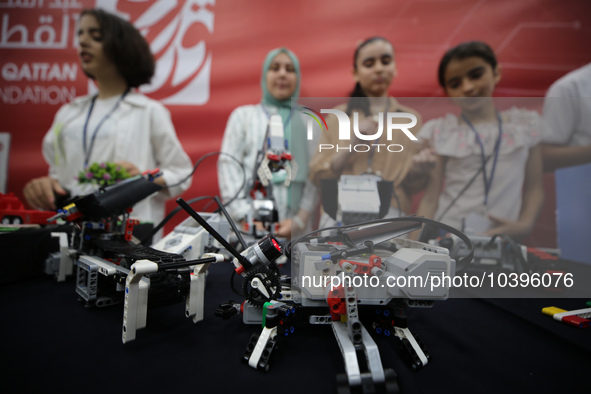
left=164, top=151, right=243, bottom=191
left=436, top=153, right=493, bottom=223
left=213, top=195, right=247, bottom=250
left=391, top=187, right=402, bottom=218
left=162, top=150, right=246, bottom=207
left=284, top=216, right=474, bottom=268
left=216, top=152, right=247, bottom=208
left=140, top=196, right=216, bottom=245
left=202, top=199, right=216, bottom=212
left=488, top=234, right=530, bottom=273
left=437, top=112, right=502, bottom=222
left=141, top=151, right=246, bottom=245
left=230, top=267, right=245, bottom=297
left=450, top=239, right=468, bottom=272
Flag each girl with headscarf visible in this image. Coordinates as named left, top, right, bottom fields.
left=218, top=48, right=316, bottom=238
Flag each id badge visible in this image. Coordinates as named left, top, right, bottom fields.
left=463, top=211, right=492, bottom=235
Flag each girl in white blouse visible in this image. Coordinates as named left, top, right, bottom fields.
left=416, top=41, right=545, bottom=241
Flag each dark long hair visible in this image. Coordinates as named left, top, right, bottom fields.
left=437, top=41, right=497, bottom=88
left=346, top=36, right=393, bottom=116
left=80, top=9, right=155, bottom=88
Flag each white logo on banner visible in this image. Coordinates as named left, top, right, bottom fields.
left=0, top=1, right=81, bottom=105
left=97, top=0, right=214, bottom=105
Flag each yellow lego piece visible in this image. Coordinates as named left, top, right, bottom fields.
left=542, top=306, right=566, bottom=316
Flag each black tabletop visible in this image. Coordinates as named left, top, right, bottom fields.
left=1, top=258, right=589, bottom=394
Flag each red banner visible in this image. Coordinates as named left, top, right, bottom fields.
left=1, top=0, right=590, bottom=239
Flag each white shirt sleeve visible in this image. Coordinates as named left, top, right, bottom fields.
left=148, top=102, right=193, bottom=199
left=218, top=107, right=251, bottom=221
left=542, top=82, right=577, bottom=145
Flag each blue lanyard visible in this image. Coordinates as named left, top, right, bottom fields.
left=461, top=112, right=503, bottom=206
left=82, top=89, right=129, bottom=167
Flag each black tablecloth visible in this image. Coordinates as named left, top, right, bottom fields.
left=1, top=259, right=589, bottom=394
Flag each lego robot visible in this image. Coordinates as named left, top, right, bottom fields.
left=208, top=215, right=474, bottom=393
left=246, top=114, right=293, bottom=236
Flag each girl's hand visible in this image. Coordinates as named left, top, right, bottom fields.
left=275, top=218, right=292, bottom=238
left=114, top=161, right=141, bottom=177
left=484, top=214, right=531, bottom=241
left=403, top=146, right=437, bottom=193
left=275, top=209, right=309, bottom=238
left=23, top=176, right=67, bottom=210
left=409, top=147, right=437, bottom=177
left=353, top=117, right=380, bottom=142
